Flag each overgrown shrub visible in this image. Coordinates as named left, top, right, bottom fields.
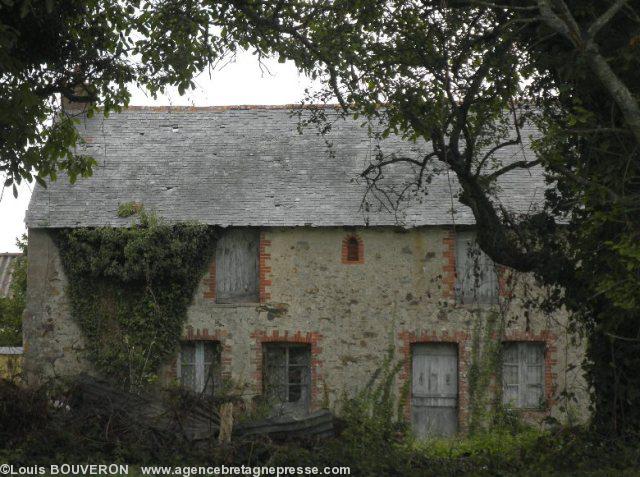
left=2, top=375, right=640, bottom=475
left=53, top=213, right=217, bottom=389
left=0, top=235, right=27, bottom=347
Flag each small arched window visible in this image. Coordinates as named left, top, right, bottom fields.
left=342, top=234, right=364, bottom=264
left=347, top=237, right=359, bottom=262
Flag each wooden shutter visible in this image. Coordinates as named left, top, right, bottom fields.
left=179, top=343, right=196, bottom=392
left=502, top=342, right=544, bottom=408
left=502, top=343, right=520, bottom=406
left=179, top=342, right=220, bottom=395
left=215, top=229, right=259, bottom=303
left=523, top=343, right=544, bottom=408
left=411, top=343, right=458, bottom=437
left=455, top=230, right=498, bottom=305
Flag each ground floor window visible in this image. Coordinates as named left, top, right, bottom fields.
left=177, top=341, right=220, bottom=395
left=263, top=343, right=311, bottom=414
left=502, top=342, right=545, bottom=409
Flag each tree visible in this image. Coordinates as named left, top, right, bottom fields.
left=0, top=0, right=222, bottom=195
left=0, top=235, right=27, bottom=347
left=207, top=0, right=640, bottom=434
left=3, top=0, right=639, bottom=434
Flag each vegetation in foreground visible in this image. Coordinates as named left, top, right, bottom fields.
left=2, top=376, right=639, bottom=477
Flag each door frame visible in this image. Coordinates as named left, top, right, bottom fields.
left=399, top=331, right=470, bottom=433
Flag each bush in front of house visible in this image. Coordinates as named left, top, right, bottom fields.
left=2, top=374, right=640, bottom=475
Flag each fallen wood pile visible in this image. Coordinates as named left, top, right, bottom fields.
left=234, top=410, right=334, bottom=440
left=73, top=373, right=220, bottom=442
left=72, top=374, right=335, bottom=442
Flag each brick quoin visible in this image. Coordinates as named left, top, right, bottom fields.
left=250, top=330, right=323, bottom=410
left=341, top=233, right=364, bottom=264
left=398, top=330, right=471, bottom=431
left=259, top=230, right=272, bottom=303
left=442, top=229, right=457, bottom=299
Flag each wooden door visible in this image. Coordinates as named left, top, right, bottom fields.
left=411, top=343, right=458, bottom=438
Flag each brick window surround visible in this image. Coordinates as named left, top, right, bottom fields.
left=399, top=330, right=470, bottom=431
left=399, top=329, right=557, bottom=431
left=442, top=228, right=512, bottom=301
left=171, top=327, right=231, bottom=381
left=251, top=330, right=323, bottom=410
left=203, top=229, right=272, bottom=304
left=341, top=233, right=364, bottom=264
left=502, top=330, right=558, bottom=413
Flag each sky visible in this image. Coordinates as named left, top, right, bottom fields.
left=0, top=52, right=316, bottom=253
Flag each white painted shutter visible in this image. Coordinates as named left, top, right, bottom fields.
left=216, top=229, right=259, bottom=303
left=455, top=230, right=498, bottom=305
left=502, top=342, right=544, bottom=408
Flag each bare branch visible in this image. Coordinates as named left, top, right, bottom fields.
left=588, top=0, right=629, bottom=38
left=468, top=1, right=538, bottom=11
left=481, top=159, right=541, bottom=182
left=537, top=0, right=578, bottom=46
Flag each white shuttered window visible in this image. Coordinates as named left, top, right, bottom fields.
left=178, top=341, right=220, bottom=395
left=502, top=342, right=545, bottom=409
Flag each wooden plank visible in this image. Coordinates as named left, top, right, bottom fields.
left=74, top=374, right=220, bottom=442
left=215, top=229, right=259, bottom=303
left=411, top=344, right=458, bottom=438
left=234, top=409, right=334, bottom=439
left=455, top=230, right=498, bottom=305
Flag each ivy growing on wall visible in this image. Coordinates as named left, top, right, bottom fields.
left=467, top=309, right=505, bottom=434
left=54, top=213, right=217, bottom=390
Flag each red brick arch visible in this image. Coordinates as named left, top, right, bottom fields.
left=341, top=233, right=364, bottom=264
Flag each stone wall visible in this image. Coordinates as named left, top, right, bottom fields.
left=23, top=229, right=91, bottom=383
left=24, top=226, right=589, bottom=428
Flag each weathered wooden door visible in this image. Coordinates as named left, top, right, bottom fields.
left=411, top=343, right=458, bottom=438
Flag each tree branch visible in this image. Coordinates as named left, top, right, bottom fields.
left=588, top=0, right=629, bottom=38
left=482, top=159, right=541, bottom=182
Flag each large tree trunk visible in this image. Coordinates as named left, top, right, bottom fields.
left=585, top=313, right=640, bottom=436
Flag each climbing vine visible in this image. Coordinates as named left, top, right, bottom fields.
left=54, top=213, right=217, bottom=390
left=467, top=309, right=506, bottom=434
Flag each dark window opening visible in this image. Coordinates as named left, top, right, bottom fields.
left=347, top=237, right=360, bottom=262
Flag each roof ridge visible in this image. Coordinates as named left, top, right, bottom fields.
left=123, top=104, right=343, bottom=112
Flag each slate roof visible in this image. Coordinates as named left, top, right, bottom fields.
left=0, top=253, right=21, bottom=298
left=26, top=106, right=546, bottom=229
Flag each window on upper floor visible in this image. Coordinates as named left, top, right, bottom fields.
left=263, top=343, right=311, bottom=415
left=216, top=228, right=259, bottom=303
left=455, top=230, right=498, bottom=305
left=342, top=234, right=363, bottom=264
left=502, top=342, right=545, bottom=409
left=178, top=341, right=221, bottom=395
left=347, top=237, right=359, bottom=261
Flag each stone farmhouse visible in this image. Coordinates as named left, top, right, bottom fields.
left=24, top=106, right=587, bottom=437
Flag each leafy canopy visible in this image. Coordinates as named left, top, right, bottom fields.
left=0, top=235, right=26, bottom=347
left=4, top=0, right=640, bottom=433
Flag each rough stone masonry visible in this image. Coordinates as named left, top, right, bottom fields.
left=23, top=106, right=589, bottom=436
